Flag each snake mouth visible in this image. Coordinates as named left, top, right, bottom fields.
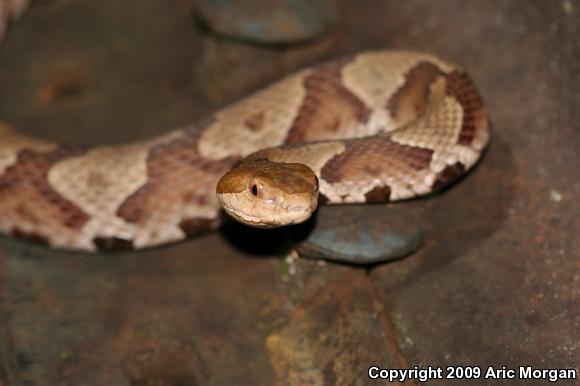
left=225, top=206, right=313, bottom=228
left=289, top=205, right=309, bottom=213
left=216, top=192, right=315, bottom=228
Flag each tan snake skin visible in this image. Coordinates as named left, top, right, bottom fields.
left=0, top=1, right=489, bottom=251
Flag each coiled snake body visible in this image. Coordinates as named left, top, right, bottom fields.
left=0, top=2, right=489, bottom=252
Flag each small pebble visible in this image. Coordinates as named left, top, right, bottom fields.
left=549, top=189, right=562, bottom=202
left=195, top=0, right=337, bottom=44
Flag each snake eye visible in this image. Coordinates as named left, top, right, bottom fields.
left=250, top=184, right=259, bottom=196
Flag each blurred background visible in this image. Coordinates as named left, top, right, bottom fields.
left=0, top=1, right=578, bottom=385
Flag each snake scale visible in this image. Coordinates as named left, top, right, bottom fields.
left=0, top=0, right=489, bottom=252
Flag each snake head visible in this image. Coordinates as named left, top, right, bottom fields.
left=216, top=159, right=319, bottom=228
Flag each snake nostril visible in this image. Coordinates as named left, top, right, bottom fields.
left=250, top=184, right=259, bottom=196
left=314, top=176, right=319, bottom=192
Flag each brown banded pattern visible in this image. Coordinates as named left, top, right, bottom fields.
left=0, top=6, right=490, bottom=251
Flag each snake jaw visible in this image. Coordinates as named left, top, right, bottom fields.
left=216, top=189, right=318, bottom=228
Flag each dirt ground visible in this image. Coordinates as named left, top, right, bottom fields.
left=0, top=1, right=578, bottom=385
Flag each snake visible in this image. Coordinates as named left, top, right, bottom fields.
left=0, top=0, right=490, bottom=252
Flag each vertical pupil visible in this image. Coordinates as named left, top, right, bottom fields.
left=251, top=184, right=258, bottom=196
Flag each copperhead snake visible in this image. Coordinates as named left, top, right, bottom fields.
left=0, top=1, right=490, bottom=252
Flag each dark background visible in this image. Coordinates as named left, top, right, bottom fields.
left=0, top=1, right=578, bottom=385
